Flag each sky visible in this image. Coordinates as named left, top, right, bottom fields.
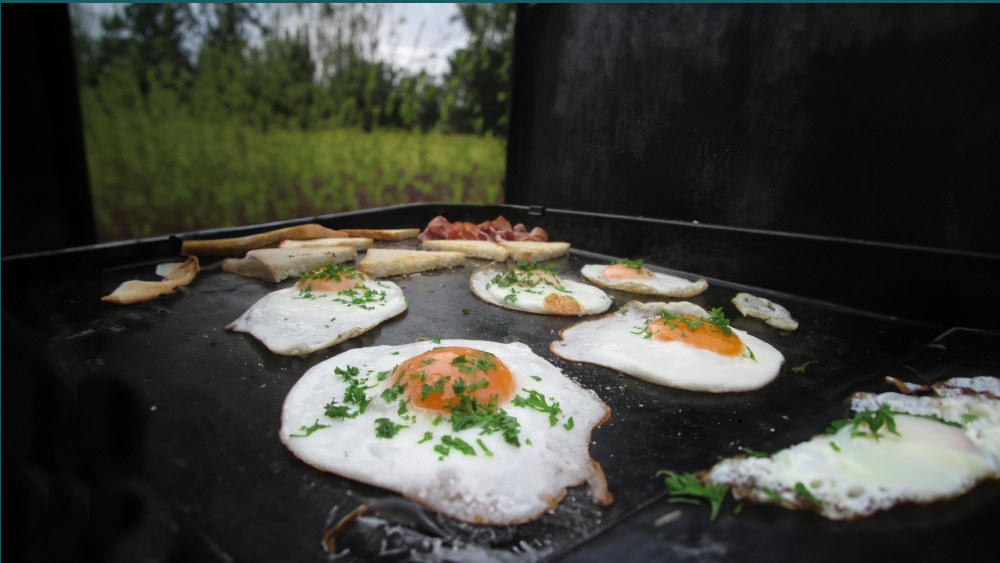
left=74, top=3, right=471, bottom=78
left=372, top=4, right=470, bottom=77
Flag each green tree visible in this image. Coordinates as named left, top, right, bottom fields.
left=246, top=31, right=316, bottom=131
left=303, top=3, right=400, bottom=132
left=191, top=4, right=265, bottom=124
left=99, top=3, right=197, bottom=100
left=442, top=3, right=515, bottom=136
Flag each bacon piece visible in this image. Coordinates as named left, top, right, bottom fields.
left=485, top=216, right=513, bottom=233
left=417, top=215, right=550, bottom=243
left=418, top=215, right=453, bottom=241
left=524, top=227, right=549, bottom=242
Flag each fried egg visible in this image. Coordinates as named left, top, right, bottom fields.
left=732, top=292, right=798, bottom=331
left=279, top=339, right=612, bottom=525
left=550, top=301, right=784, bottom=392
left=469, top=262, right=612, bottom=316
left=706, top=377, right=1000, bottom=520
left=580, top=259, right=708, bottom=298
left=227, top=263, right=407, bottom=355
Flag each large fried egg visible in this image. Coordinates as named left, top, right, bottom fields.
left=470, top=262, right=612, bottom=316
left=550, top=301, right=784, bottom=392
left=706, top=377, right=1000, bottom=520
left=279, top=339, right=612, bottom=525
left=227, top=264, right=407, bottom=355
left=580, top=259, right=708, bottom=298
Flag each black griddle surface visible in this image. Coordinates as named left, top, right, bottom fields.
left=3, top=208, right=995, bottom=562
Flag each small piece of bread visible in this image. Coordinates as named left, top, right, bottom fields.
left=498, top=241, right=570, bottom=262
left=357, top=248, right=464, bottom=278
left=421, top=239, right=510, bottom=261
left=279, top=237, right=373, bottom=251
left=102, top=256, right=200, bottom=305
left=339, top=228, right=420, bottom=241
left=221, top=247, right=356, bottom=283
left=732, top=292, right=799, bottom=330
left=181, top=224, right=346, bottom=257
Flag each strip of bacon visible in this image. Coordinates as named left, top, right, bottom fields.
left=417, top=215, right=549, bottom=243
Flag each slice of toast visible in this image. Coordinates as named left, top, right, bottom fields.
left=421, top=239, right=510, bottom=261
left=339, top=228, right=420, bottom=241
left=357, top=248, right=464, bottom=278
left=279, top=237, right=373, bottom=251
left=102, top=256, right=200, bottom=305
left=221, top=247, right=356, bottom=283
left=498, top=241, right=571, bottom=262
left=180, top=223, right=346, bottom=256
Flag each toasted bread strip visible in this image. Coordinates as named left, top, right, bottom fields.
left=222, top=247, right=356, bottom=283
left=421, top=239, right=510, bottom=261
left=498, top=241, right=570, bottom=262
left=358, top=248, right=464, bottom=278
left=102, top=256, right=200, bottom=305
left=339, top=228, right=420, bottom=241
left=279, top=237, right=373, bottom=251
left=181, top=224, right=346, bottom=257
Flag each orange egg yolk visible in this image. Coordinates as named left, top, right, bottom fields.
left=392, top=347, right=516, bottom=413
left=601, top=264, right=655, bottom=280
left=646, top=315, right=744, bottom=356
left=296, top=270, right=369, bottom=292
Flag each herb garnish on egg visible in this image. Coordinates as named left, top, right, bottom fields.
left=299, top=263, right=366, bottom=284
left=332, top=284, right=388, bottom=310
left=375, top=418, right=407, bottom=438
left=322, top=365, right=374, bottom=419
left=794, top=482, right=824, bottom=509
left=512, top=389, right=564, bottom=427
left=826, top=406, right=900, bottom=441
left=290, top=419, right=330, bottom=438
left=294, top=264, right=389, bottom=310
left=610, top=258, right=646, bottom=273
left=656, top=470, right=730, bottom=522
left=488, top=261, right=572, bottom=294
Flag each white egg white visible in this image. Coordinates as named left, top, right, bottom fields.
left=226, top=280, right=407, bottom=355
left=469, top=265, right=612, bottom=316
left=550, top=301, right=784, bottom=392
left=707, top=381, right=1000, bottom=520
left=279, top=339, right=612, bottom=525
left=580, top=264, right=708, bottom=298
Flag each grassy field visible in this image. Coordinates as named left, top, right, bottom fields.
left=83, top=110, right=507, bottom=242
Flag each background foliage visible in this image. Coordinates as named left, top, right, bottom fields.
left=71, top=3, right=515, bottom=241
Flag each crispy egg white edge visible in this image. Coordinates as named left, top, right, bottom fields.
left=579, top=264, right=708, bottom=298
left=279, top=339, right=612, bottom=525
left=706, top=409, right=1000, bottom=520
left=550, top=301, right=784, bottom=392
left=469, top=266, right=612, bottom=316
left=226, top=280, right=407, bottom=355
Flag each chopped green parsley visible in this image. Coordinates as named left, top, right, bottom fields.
left=289, top=419, right=330, bottom=438
left=656, top=470, right=729, bottom=522
left=826, top=405, right=900, bottom=441
left=375, top=417, right=407, bottom=439
left=512, top=389, right=563, bottom=427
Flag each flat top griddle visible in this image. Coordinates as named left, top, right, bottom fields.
left=3, top=204, right=996, bottom=562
